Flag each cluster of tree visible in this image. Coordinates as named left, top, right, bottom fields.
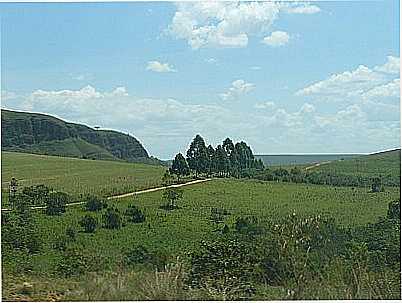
left=170, top=135, right=264, bottom=180
left=251, top=167, right=400, bottom=189
left=79, top=195, right=146, bottom=233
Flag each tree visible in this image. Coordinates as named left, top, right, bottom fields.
left=207, top=145, right=216, bottom=176
left=84, top=195, right=107, bottom=212
left=215, top=145, right=229, bottom=177
left=371, top=177, right=383, bottom=193
left=186, top=134, right=209, bottom=177
left=2, top=193, right=42, bottom=254
left=125, top=204, right=146, bottom=223
left=102, top=207, right=122, bottom=229
left=161, top=187, right=183, bottom=210
left=162, top=170, right=175, bottom=186
left=170, top=153, right=190, bottom=181
left=45, top=191, right=69, bottom=215
left=80, top=215, right=97, bottom=233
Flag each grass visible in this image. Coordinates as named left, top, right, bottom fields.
left=1, top=152, right=166, bottom=204
left=311, top=149, right=401, bottom=178
left=10, top=179, right=399, bottom=275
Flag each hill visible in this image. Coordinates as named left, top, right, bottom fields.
left=311, top=149, right=401, bottom=178
left=1, top=151, right=166, bottom=204
left=255, top=154, right=362, bottom=166
left=1, top=109, right=152, bottom=162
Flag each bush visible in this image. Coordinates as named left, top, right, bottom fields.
left=103, top=207, right=122, bottom=229
left=187, top=239, right=259, bottom=300
left=21, top=184, right=50, bottom=205
left=161, top=188, right=183, bottom=210
left=123, top=245, right=168, bottom=270
left=125, top=204, right=146, bottom=223
left=80, top=215, right=98, bottom=233
left=45, top=191, right=69, bottom=215
left=85, top=195, right=107, bottom=212
left=387, top=200, right=400, bottom=220
left=56, top=248, right=105, bottom=277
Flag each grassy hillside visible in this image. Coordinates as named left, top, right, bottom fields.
left=256, top=154, right=362, bottom=166
left=2, top=178, right=399, bottom=300
left=1, top=152, right=166, bottom=204
left=311, top=149, right=401, bottom=178
left=1, top=109, right=149, bottom=162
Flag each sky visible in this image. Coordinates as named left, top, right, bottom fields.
left=1, top=1, right=400, bottom=159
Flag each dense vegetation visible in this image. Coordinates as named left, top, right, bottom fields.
left=170, top=135, right=264, bottom=179
left=1, top=109, right=162, bottom=163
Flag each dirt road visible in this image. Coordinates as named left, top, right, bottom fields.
left=1, top=178, right=212, bottom=211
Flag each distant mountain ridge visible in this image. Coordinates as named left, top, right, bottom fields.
left=1, top=109, right=154, bottom=163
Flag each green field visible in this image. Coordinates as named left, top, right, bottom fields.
left=312, top=149, right=401, bottom=177
left=1, top=152, right=166, bottom=204
left=2, top=150, right=400, bottom=300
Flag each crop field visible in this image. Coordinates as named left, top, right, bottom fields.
left=8, top=178, right=398, bottom=275
left=1, top=152, right=166, bottom=204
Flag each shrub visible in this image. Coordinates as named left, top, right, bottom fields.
left=103, top=207, right=122, bottom=229
left=45, top=191, right=69, bottom=215
left=80, top=215, right=98, bottom=233
left=85, top=195, right=107, bottom=212
left=125, top=204, right=146, bottom=223
left=21, top=184, right=50, bottom=205
left=387, top=200, right=400, bottom=220
left=160, top=188, right=183, bottom=210
left=56, top=248, right=105, bottom=277
left=123, top=245, right=169, bottom=270
left=187, top=239, right=259, bottom=300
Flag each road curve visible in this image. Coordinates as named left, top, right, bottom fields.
left=1, top=178, right=212, bottom=211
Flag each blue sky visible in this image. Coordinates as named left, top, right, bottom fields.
left=1, top=1, right=400, bottom=159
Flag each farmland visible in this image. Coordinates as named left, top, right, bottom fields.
left=1, top=152, right=166, bottom=205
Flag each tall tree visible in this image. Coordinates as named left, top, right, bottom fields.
left=215, top=145, right=230, bottom=177
left=207, top=145, right=216, bottom=176
left=170, top=153, right=190, bottom=181
left=186, top=134, right=209, bottom=177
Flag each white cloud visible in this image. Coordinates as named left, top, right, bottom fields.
left=168, top=1, right=320, bottom=49
left=250, top=66, right=262, bottom=70
left=146, top=61, right=177, bottom=73
left=362, top=78, right=400, bottom=100
left=295, top=65, right=386, bottom=97
left=205, top=58, right=217, bottom=64
left=254, top=101, right=275, bottom=110
left=1, top=90, right=18, bottom=101
left=220, top=79, right=255, bottom=101
left=374, top=56, right=400, bottom=74
left=262, top=31, right=289, bottom=47
left=283, top=3, right=321, bottom=14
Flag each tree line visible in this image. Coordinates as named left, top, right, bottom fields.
left=170, top=135, right=264, bottom=180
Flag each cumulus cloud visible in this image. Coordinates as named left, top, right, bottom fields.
left=262, top=31, right=289, bottom=47
left=146, top=60, right=177, bottom=73
left=374, top=56, right=400, bottom=74
left=220, top=79, right=255, bottom=101
left=168, top=1, right=320, bottom=49
left=1, top=90, right=18, bottom=101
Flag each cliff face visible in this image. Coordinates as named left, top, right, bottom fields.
left=1, top=109, right=149, bottom=161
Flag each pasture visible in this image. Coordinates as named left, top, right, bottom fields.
left=1, top=152, right=166, bottom=204
left=10, top=178, right=399, bottom=274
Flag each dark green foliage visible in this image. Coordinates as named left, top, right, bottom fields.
left=21, top=184, right=51, bottom=205
left=170, top=153, right=190, bottom=180
left=125, top=204, right=146, bottom=223
left=80, top=215, right=98, bottom=233
left=234, top=216, right=262, bottom=235
left=1, top=193, right=42, bottom=254
left=56, top=248, right=105, bottom=277
left=161, top=187, right=183, bottom=210
left=371, top=177, right=383, bottom=192
left=102, top=207, right=122, bottom=229
left=66, top=227, right=77, bottom=240
left=123, top=245, right=168, bottom=270
left=44, top=191, right=69, bottom=215
left=1, top=109, right=149, bottom=161
left=186, top=134, right=209, bottom=176
left=187, top=239, right=259, bottom=300
left=387, top=200, right=400, bottom=220
left=84, top=195, right=107, bottom=211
